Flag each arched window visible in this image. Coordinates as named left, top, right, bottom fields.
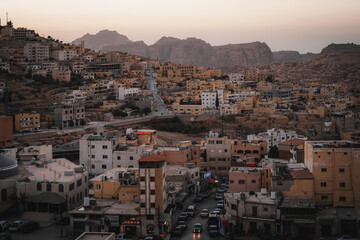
left=1, top=189, right=7, bottom=201
left=253, top=150, right=259, bottom=154
left=47, top=183, right=52, bottom=192
left=37, top=182, right=42, bottom=191
left=58, top=184, right=64, bottom=193
left=237, top=150, right=244, bottom=154
left=245, top=150, right=252, bottom=154
left=146, top=224, right=155, bottom=234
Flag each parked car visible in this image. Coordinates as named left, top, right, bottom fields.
left=200, top=209, right=209, bottom=218
left=221, top=183, right=229, bottom=188
left=9, top=221, right=25, bottom=232
left=217, top=202, right=224, bottom=208
left=337, top=236, right=359, bottom=240
left=0, top=221, right=10, bottom=232
left=179, top=212, right=188, bottom=221
left=208, top=225, right=219, bottom=236
left=194, top=195, right=203, bottom=203
left=178, top=221, right=187, bottom=230
left=212, top=208, right=221, bottom=215
left=172, top=226, right=184, bottom=237
left=217, top=187, right=226, bottom=193
left=193, top=223, right=202, bottom=233
left=215, top=193, right=223, bottom=200
left=21, top=221, right=39, bottom=233
left=187, top=205, right=196, bottom=217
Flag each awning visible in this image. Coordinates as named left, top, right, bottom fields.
left=207, top=177, right=216, bottom=183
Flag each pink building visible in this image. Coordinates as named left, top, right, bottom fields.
left=229, top=167, right=262, bottom=193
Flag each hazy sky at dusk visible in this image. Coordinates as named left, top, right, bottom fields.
left=2, top=0, right=360, bottom=53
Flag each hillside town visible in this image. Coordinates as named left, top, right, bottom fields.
left=1, top=20, right=360, bottom=240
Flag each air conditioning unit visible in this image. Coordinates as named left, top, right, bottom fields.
left=84, top=197, right=90, bottom=207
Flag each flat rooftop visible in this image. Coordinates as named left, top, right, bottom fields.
left=225, top=192, right=277, bottom=205
left=24, top=158, right=86, bottom=183
left=230, top=167, right=262, bottom=173
left=75, top=232, right=115, bottom=240
left=91, top=168, right=138, bottom=182
left=306, top=140, right=360, bottom=149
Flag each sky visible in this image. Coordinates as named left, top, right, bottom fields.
left=2, top=0, right=360, bottom=53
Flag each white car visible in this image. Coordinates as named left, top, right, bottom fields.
left=9, top=221, right=25, bottom=232
left=337, top=236, right=359, bottom=240
left=0, top=221, right=10, bottom=231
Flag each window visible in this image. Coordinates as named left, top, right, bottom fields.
left=239, top=180, right=245, bottom=184
left=339, top=182, right=345, bottom=187
left=46, top=183, right=52, bottom=192
left=339, top=196, right=346, bottom=201
left=321, top=168, right=327, bottom=172
left=321, top=195, right=328, bottom=200
left=85, top=176, right=87, bottom=183
left=150, top=177, right=155, bottom=182
left=216, top=141, right=223, bottom=144
left=59, top=184, right=64, bottom=192
left=230, top=180, right=234, bottom=184
left=320, top=182, right=327, bottom=187
left=91, top=145, right=95, bottom=149
left=69, top=183, right=75, bottom=191
left=140, top=190, right=145, bottom=194
left=141, top=203, right=145, bottom=208
left=344, top=152, right=347, bottom=155
left=225, top=149, right=228, bottom=152
left=151, top=203, right=155, bottom=208
left=209, top=158, right=216, bottom=161
left=102, top=164, right=107, bottom=169
left=150, top=190, right=155, bottom=195
left=130, top=156, right=134, bottom=160
left=103, top=155, right=108, bottom=159
left=91, top=155, right=95, bottom=159
left=91, top=164, right=95, bottom=169
left=263, top=207, right=268, bottom=211
left=208, top=141, right=214, bottom=144
left=77, top=179, right=82, bottom=186
left=140, top=177, right=145, bottom=181
left=96, top=184, right=101, bottom=189
left=231, top=204, right=237, bottom=210
left=146, top=215, right=154, bottom=220
left=117, top=156, right=121, bottom=160
left=339, top=168, right=345, bottom=173
left=252, top=206, right=257, bottom=217
left=102, top=145, right=107, bottom=149
left=252, top=180, right=256, bottom=183
left=37, top=182, right=42, bottom=191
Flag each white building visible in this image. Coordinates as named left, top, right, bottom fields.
left=51, top=49, right=78, bottom=61
left=247, top=128, right=306, bottom=152
left=41, top=61, right=58, bottom=73
left=118, top=87, right=140, bottom=100
left=79, top=135, right=116, bottom=175
left=229, top=73, right=245, bottom=83
left=201, top=90, right=223, bottom=109
left=24, top=42, right=49, bottom=62
left=113, top=144, right=147, bottom=169
left=64, top=90, right=88, bottom=104
left=71, top=61, right=85, bottom=74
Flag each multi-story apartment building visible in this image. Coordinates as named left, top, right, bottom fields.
left=304, top=140, right=360, bottom=207
left=206, top=132, right=232, bottom=179
left=247, top=128, right=302, bottom=152
left=41, top=61, right=58, bottom=73
left=63, top=90, right=87, bottom=104
left=0, top=115, right=13, bottom=147
left=79, top=135, right=116, bottom=175
left=229, top=167, right=262, bottom=193
left=54, top=104, right=85, bottom=129
left=171, top=103, right=205, bottom=115
left=138, top=154, right=169, bottom=236
left=201, top=90, right=223, bottom=109
left=52, top=66, right=71, bottom=82
left=232, top=139, right=267, bottom=162
left=219, top=104, right=239, bottom=115
left=118, top=87, right=140, bottom=100
left=51, top=49, right=78, bottom=61
left=14, top=112, right=40, bottom=132
left=24, top=42, right=49, bottom=62
left=113, top=144, right=147, bottom=169
left=71, top=61, right=85, bottom=74
left=229, top=73, right=245, bottom=83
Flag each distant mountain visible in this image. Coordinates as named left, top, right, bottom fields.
left=321, top=43, right=360, bottom=54
left=272, top=51, right=319, bottom=63
left=72, top=30, right=131, bottom=51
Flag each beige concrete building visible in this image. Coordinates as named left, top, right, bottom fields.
left=24, top=42, right=49, bottom=62
left=54, top=104, right=85, bottom=129
left=14, top=112, right=40, bottom=132
left=171, top=103, right=205, bottom=115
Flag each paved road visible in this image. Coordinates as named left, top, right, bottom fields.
left=171, top=194, right=220, bottom=240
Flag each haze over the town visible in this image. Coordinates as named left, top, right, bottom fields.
left=2, top=0, right=360, bottom=53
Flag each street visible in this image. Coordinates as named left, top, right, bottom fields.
left=171, top=194, right=219, bottom=240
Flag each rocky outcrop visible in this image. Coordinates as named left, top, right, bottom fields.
left=321, top=43, right=360, bottom=54
left=72, top=30, right=131, bottom=51
left=273, top=51, right=319, bottom=63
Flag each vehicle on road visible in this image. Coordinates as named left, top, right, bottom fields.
left=217, top=187, right=226, bottom=193
left=178, top=221, right=187, bottom=230
left=172, top=226, right=184, bottom=237
left=9, top=221, right=25, bottom=232
left=193, top=223, right=202, bottom=233
left=179, top=212, right=188, bottom=221
left=337, top=236, right=359, bottom=240
left=194, top=195, right=203, bottom=203
left=217, top=202, right=224, bottom=208
left=200, top=209, right=209, bottom=218
left=221, top=183, right=229, bottom=188
left=187, top=205, right=196, bottom=217
left=0, top=221, right=9, bottom=232
left=212, top=208, right=221, bottom=215
left=215, top=193, right=223, bottom=200
left=21, top=221, right=39, bottom=233
left=208, top=225, right=219, bottom=236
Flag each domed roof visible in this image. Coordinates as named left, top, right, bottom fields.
left=0, top=153, right=18, bottom=179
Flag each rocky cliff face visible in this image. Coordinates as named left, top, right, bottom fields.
left=321, top=43, right=360, bottom=54
left=75, top=31, right=273, bottom=68
left=72, top=30, right=131, bottom=51
left=273, top=51, right=319, bottom=63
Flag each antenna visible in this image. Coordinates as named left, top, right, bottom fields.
left=6, top=12, right=8, bottom=24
